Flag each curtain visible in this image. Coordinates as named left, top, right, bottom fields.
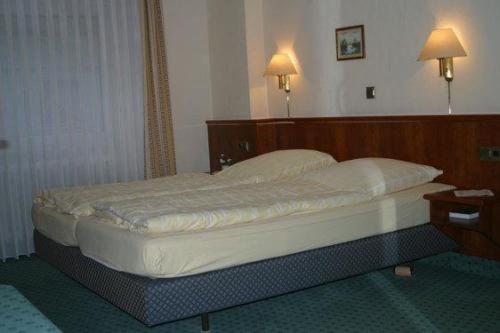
left=0, top=0, right=144, bottom=259
left=142, top=0, right=176, bottom=179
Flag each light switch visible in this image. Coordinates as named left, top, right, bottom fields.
left=366, top=86, right=375, bottom=99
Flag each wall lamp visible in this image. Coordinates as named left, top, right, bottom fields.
left=418, top=28, right=467, bottom=113
left=264, top=53, right=298, bottom=117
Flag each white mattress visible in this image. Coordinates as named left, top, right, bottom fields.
left=32, top=205, right=79, bottom=246
left=74, top=183, right=454, bottom=278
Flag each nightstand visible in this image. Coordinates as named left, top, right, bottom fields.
left=424, top=190, right=500, bottom=260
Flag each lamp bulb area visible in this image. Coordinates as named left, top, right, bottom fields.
left=444, top=63, right=453, bottom=81
left=439, top=57, right=454, bottom=82
left=277, top=74, right=292, bottom=93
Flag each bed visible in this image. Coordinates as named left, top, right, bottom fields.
left=33, top=151, right=458, bottom=329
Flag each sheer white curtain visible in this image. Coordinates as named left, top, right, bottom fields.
left=0, top=0, right=144, bottom=259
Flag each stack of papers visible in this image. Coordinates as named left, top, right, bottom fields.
left=454, top=189, right=494, bottom=198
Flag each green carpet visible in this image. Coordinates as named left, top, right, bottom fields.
left=1, top=252, right=499, bottom=332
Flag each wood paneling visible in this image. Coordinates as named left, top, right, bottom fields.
left=207, top=115, right=500, bottom=190
left=207, top=122, right=258, bottom=173
left=424, top=190, right=500, bottom=260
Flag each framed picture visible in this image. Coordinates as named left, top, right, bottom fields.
left=335, top=25, right=365, bottom=61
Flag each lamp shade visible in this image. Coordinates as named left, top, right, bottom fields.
left=418, top=28, right=467, bottom=61
left=263, top=53, right=298, bottom=76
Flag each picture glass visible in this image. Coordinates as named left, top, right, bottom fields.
left=336, top=25, right=364, bottom=60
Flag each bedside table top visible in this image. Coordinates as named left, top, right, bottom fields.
left=423, top=189, right=499, bottom=206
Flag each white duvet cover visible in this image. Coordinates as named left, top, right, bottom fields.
left=77, top=183, right=454, bottom=277
left=34, top=173, right=259, bottom=217
left=93, top=180, right=371, bottom=233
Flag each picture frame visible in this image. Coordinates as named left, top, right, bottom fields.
left=335, top=25, right=365, bottom=61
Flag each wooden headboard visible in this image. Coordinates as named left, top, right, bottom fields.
left=207, top=115, right=500, bottom=190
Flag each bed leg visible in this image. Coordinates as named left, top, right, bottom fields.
left=201, top=313, right=210, bottom=332
left=394, top=264, right=413, bottom=277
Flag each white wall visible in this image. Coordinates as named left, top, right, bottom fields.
left=261, top=0, right=500, bottom=117
left=163, top=0, right=213, bottom=172
left=244, top=0, right=269, bottom=119
left=262, top=0, right=342, bottom=118
left=162, top=0, right=500, bottom=172
left=207, top=0, right=251, bottom=120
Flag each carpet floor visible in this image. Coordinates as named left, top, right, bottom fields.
left=1, top=252, right=499, bottom=332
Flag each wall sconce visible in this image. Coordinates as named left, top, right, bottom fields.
left=418, top=28, right=467, bottom=113
left=264, top=53, right=298, bottom=117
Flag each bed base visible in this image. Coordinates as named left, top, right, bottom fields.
left=34, top=224, right=457, bottom=327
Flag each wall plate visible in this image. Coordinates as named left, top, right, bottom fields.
left=238, top=141, right=250, bottom=153
left=479, top=146, right=500, bottom=161
left=366, top=86, right=375, bottom=99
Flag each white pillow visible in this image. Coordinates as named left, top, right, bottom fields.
left=216, top=149, right=336, bottom=182
left=300, top=158, right=442, bottom=196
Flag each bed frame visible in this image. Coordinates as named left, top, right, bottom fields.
left=35, top=224, right=456, bottom=328
left=36, top=114, right=500, bottom=330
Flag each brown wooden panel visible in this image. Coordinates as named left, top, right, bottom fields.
left=435, top=225, right=500, bottom=260
left=424, top=190, right=500, bottom=260
left=206, top=115, right=500, bottom=190
left=207, top=122, right=257, bottom=172
left=255, top=122, right=281, bottom=154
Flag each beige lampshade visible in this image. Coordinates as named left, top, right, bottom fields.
left=418, top=28, right=467, bottom=61
left=263, top=53, right=298, bottom=76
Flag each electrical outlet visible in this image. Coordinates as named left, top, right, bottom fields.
left=479, top=146, right=500, bottom=161
left=238, top=141, right=250, bottom=153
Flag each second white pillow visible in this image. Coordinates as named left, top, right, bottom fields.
left=216, top=149, right=337, bottom=182
left=300, top=158, right=443, bottom=197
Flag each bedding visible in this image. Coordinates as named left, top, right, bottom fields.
left=300, top=158, right=442, bottom=196
left=34, top=149, right=335, bottom=218
left=34, top=172, right=260, bottom=217
left=76, top=183, right=455, bottom=278
left=93, top=180, right=369, bottom=233
left=216, top=149, right=336, bottom=181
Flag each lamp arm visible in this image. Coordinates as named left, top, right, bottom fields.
left=286, top=92, right=290, bottom=118
left=447, top=81, right=452, bottom=114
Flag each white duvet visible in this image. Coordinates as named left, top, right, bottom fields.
left=93, top=180, right=371, bottom=233
left=34, top=173, right=260, bottom=217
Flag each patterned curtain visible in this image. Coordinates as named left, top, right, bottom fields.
left=141, top=0, right=176, bottom=178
